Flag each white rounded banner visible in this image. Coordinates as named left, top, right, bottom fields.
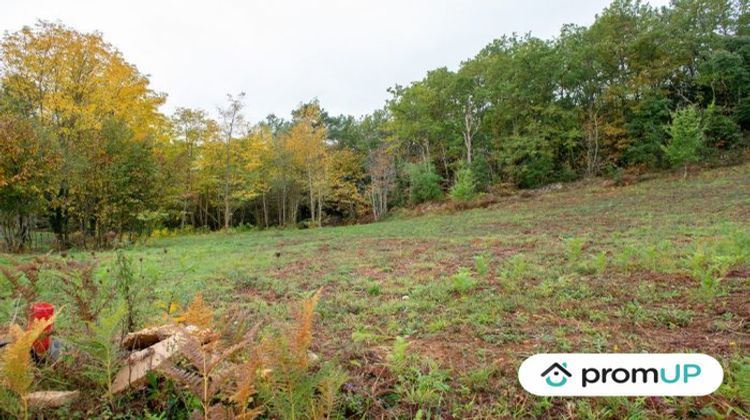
left=518, top=353, right=724, bottom=396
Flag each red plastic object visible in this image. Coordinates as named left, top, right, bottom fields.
left=29, top=302, right=54, bottom=354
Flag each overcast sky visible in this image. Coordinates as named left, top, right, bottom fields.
left=2, top=0, right=670, bottom=122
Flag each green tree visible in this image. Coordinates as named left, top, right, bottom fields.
left=450, top=167, right=477, bottom=201
left=407, top=162, right=443, bottom=205
left=664, top=106, right=705, bottom=177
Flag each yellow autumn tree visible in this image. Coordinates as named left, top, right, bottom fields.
left=0, top=21, right=166, bottom=244
left=286, top=102, right=329, bottom=227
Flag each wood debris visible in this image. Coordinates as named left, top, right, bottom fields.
left=112, top=324, right=216, bottom=393
left=25, top=390, right=79, bottom=408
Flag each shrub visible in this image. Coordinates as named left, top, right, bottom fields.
left=499, top=135, right=554, bottom=188
left=406, top=162, right=443, bottom=205
left=664, top=106, right=704, bottom=176
left=469, top=154, right=493, bottom=192
left=450, top=167, right=477, bottom=201
left=703, top=102, right=742, bottom=150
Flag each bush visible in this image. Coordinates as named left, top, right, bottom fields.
left=406, top=162, right=443, bottom=205
left=469, top=154, right=493, bottom=191
left=703, top=102, right=741, bottom=150
left=663, top=106, right=704, bottom=176
left=499, top=135, right=554, bottom=188
left=450, top=167, right=477, bottom=201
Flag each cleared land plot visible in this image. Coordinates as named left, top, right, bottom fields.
left=3, top=164, right=749, bottom=418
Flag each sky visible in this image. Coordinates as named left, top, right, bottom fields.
left=2, top=0, right=671, bottom=122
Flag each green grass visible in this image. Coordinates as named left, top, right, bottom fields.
left=2, top=164, right=750, bottom=418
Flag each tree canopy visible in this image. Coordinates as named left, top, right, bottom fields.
left=1, top=0, right=748, bottom=250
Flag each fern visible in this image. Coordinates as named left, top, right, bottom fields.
left=0, top=315, right=56, bottom=419
left=160, top=295, right=262, bottom=420
left=78, top=303, right=126, bottom=408
left=257, top=289, right=346, bottom=420
left=183, top=293, right=213, bottom=329
left=0, top=256, right=48, bottom=304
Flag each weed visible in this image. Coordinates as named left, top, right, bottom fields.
left=500, top=254, right=529, bottom=285
left=460, top=366, right=496, bottom=392
left=366, top=282, right=381, bottom=296
left=256, top=289, right=347, bottom=419
left=113, top=251, right=152, bottom=333
left=0, top=256, right=47, bottom=305
left=564, top=237, right=586, bottom=264
left=388, top=336, right=410, bottom=376
left=448, top=268, right=477, bottom=294
left=473, top=253, right=490, bottom=277
left=49, top=258, right=114, bottom=326
left=592, top=251, right=608, bottom=275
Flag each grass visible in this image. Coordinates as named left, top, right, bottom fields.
left=2, top=164, right=750, bottom=417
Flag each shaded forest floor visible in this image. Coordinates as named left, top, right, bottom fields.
left=6, top=164, right=750, bottom=418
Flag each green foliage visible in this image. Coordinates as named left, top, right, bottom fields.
left=592, top=251, right=608, bottom=275
left=498, top=135, right=554, bottom=188
left=388, top=337, right=410, bottom=376
left=113, top=251, right=152, bottom=332
left=387, top=338, right=450, bottom=412
left=473, top=253, right=490, bottom=277
left=407, top=162, right=443, bottom=205
left=78, top=304, right=126, bottom=407
left=623, top=93, right=671, bottom=168
left=565, top=237, right=585, bottom=265
left=687, top=231, right=748, bottom=299
left=500, top=254, right=530, bottom=285
left=450, top=167, right=477, bottom=201
left=703, top=102, right=742, bottom=150
left=469, top=154, right=493, bottom=192
left=663, top=107, right=705, bottom=173
left=448, top=267, right=477, bottom=294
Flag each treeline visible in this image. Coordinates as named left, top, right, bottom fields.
left=1, top=0, right=748, bottom=250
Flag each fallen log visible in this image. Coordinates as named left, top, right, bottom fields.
left=112, top=331, right=186, bottom=394
left=112, top=324, right=217, bottom=393
left=25, top=390, right=79, bottom=408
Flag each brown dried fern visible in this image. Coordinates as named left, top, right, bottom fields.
left=0, top=256, right=49, bottom=304
left=159, top=303, right=262, bottom=420
left=183, top=293, right=213, bottom=329
left=291, top=288, right=322, bottom=367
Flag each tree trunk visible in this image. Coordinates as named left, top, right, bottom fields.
left=224, top=136, right=231, bottom=230
left=262, top=193, right=269, bottom=228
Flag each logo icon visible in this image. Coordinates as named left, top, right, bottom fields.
left=541, top=362, right=571, bottom=387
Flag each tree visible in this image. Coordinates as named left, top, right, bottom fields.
left=217, top=93, right=246, bottom=229
left=367, top=146, right=396, bottom=220
left=407, top=162, right=443, bottom=205
left=0, top=115, right=59, bottom=251
left=450, top=167, right=477, bottom=202
left=664, top=106, right=705, bottom=177
left=0, top=21, right=165, bottom=245
left=171, top=108, right=213, bottom=228
left=288, top=101, right=328, bottom=227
